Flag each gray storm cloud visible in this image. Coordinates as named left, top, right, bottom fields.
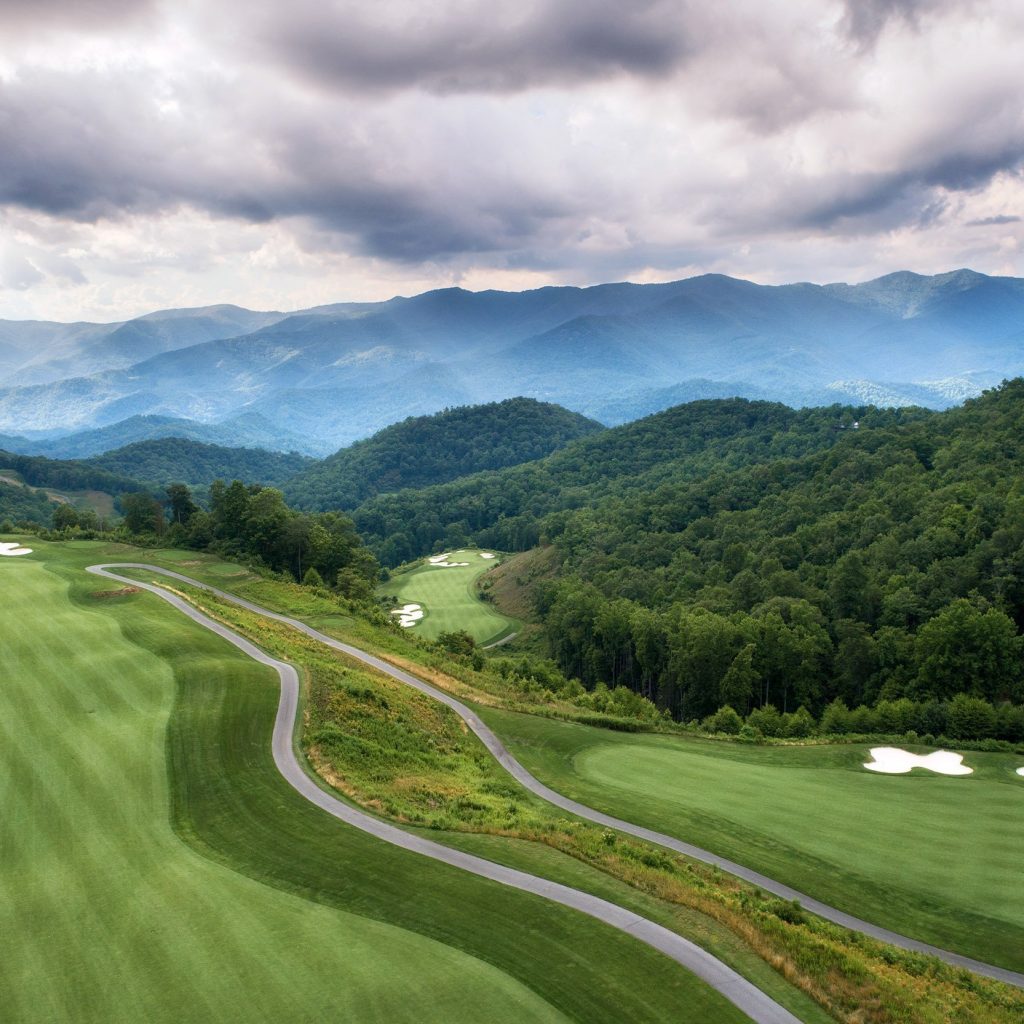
left=0, top=0, right=1021, bottom=316
left=251, top=0, right=692, bottom=94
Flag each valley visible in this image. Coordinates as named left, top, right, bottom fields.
left=2, top=283, right=1024, bottom=1024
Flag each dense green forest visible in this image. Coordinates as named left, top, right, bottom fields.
left=86, top=437, right=312, bottom=488
left=285, top=398, right=604, bottom=511
left=351, top=398, right=922, bottom=562
left=0, top=480, right=60, bottom=526
left=352, top=384, right=1024, bottom=721
left=0, top=449, right=140, bottom=497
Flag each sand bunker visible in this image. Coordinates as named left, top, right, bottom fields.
left=864, top=747, right=973, bottom=776
left=428, top=554, right=451, bottom=564
left=428, top=559, right=470, bottom=567
left=390, top=603, right=424, bottom=628
left=0, top=541, right=33, bottom=557
left=480, top=552, right=496, bottom=559
left=1016, top=768, right=1024, bottom=777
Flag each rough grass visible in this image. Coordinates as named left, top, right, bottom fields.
left=378, top=548, right=518, bottom=643
left=140, top=561, right=1024, bottom=1024
left=476, top=708, right=1024, bottom=974
left=0, top=539, right=748, bottom=1024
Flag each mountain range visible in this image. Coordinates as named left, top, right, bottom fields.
left=0, top=268, right=1021, bottom=456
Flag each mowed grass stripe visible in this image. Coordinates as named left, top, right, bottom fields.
left=380, top=549, right=517, bottom=643
left=479, top=706, right=1024, bottom=972
left=0, top=558, right=571, bottom=1024
left=1, top=545, right=748, bottom=1024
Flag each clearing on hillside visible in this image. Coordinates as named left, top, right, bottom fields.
left=379, top=548, right=518, bottom=645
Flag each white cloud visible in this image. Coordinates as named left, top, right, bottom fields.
left=0, top=0, right=1022, bottom=320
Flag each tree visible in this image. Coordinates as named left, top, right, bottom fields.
left=121, top=491, right=164, bottom=535
left=719, top=644, right=758, bottom=714
left=51, top=504, right=79, bottom=530
left=166, top=483, right=198, bottom=526
left=914, top=599, right=1021, bottom=701
left=302, top=566, right=324, bottom=588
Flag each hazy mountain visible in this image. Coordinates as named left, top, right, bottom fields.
left=284, top=398, right=603, bottom=511
left=0, top=305, right=287, bottom=388
left=0, top=413, right=313, bottom=458
left=0, top=269, right=1020, bottom=447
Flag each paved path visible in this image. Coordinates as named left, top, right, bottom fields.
left=88, top=564, right=798, bottom=1024
left=88, top=564, right=1024, bottom=995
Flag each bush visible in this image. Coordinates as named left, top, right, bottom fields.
left=747, top=704, right=783, bottom=737
left=707, top=705, right=743, bottom=735
left=819, top=697, right=850, bottom=734
left=947, top=693, right=996, bottom=740
left=782, top=706, right=816, bottom=737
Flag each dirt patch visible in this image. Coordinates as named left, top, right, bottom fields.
left=91, top=587, right=140, bottom=599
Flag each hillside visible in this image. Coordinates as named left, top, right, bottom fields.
left=351, top=398, right=925, bottom=563
left=352, top=382, right=1024, bottom=720
left=86, top=438, right=312, bottom=489
left=0, top=269, right=1020, bottom=447
left=285, top=398, right=603, bottom=511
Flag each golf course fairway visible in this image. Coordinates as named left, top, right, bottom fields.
left=477, top=708, right=1024, bottom=973
left=379, top=548, right=517, bottom=644
left=0, top=542, right=749, bottom=1024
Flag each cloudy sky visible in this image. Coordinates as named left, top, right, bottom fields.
left=0, top=0, right=1022, bottom=321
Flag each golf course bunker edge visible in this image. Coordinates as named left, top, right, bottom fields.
left=863, top=747, right=973, bottom=776
left=0, top=541, right=33, bottom=556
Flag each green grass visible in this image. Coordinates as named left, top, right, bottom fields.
left=117, top=559, right=1024, bottom=1024
left=0, top=539, right=746, bottom=1024
left=476, top=707, right=1024, bottom=973
left=378, top=548, right=518, bottom=644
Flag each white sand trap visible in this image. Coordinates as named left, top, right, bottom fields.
left=390, top=603, right=422, bottom=615
left=428, top=554, right=452, bottom=564
left=863, top=747, right=973, bottom=776
left=429, top=560, right=470, bottom=567
left=0, top=541, right=33, bottom=556
left=1016, top=768, right=1024, bottom=777
left=480, top=552, right=496, bottom=559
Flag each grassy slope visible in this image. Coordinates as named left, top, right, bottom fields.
left=112, top=551, right=1024, bottom=1023
left=0, top=539, right=745, bottom=1024
left=0, top=554, right=568, bottom=1024
left=379, top=548, right=518, bottom=644
left=477, top=708, right=1024, bottom=972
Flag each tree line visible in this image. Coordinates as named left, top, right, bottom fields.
left=47, top=479, right=380, bottom=599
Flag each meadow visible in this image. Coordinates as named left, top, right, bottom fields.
left=0, top=539, right=746, bottom=1024
left=476, top=708, right=1024, bottom=972
left=378, top=548, right=518, bottom=644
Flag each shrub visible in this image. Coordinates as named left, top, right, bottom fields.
left=707, top=705, right=743, bottom=735
left=820, top=697, right=851, bottom=734
left=747, top=704, right=783, bottom=737
left=947, top=693, right=996, bottom=740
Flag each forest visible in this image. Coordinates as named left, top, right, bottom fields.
left=284, top=397, right=603, bottom=511
left=86, top=437, right=312, bottom=489
left=354, top=383, right=1024, bottom=722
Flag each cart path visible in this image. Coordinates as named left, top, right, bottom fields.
left=88, top=564, right=1024, bottom=994
left=88, top=564, right=798, bottom=1024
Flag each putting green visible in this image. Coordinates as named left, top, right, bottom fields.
left=379, top=548, right=517, bottom=644
left=0, top=541, right=746, bottom=1024
left=478, top=707, right=1024, bottom=972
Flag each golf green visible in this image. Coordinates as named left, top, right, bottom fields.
left=379, top=548, right=517, bottom=644
left=0, top=541, right=746, bottom=1024
left=478, top=707, right=1024, bottom=972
